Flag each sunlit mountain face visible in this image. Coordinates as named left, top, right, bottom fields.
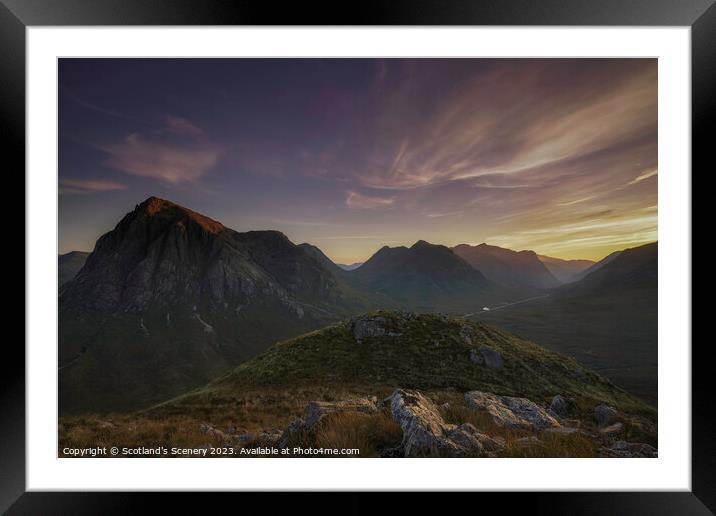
left=59, top=58, right=656, bottom=263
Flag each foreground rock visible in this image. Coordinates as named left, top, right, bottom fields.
left=278, top=397, right=378, bottom=448
left=305, top=398, right=378, bottom=427
left=594, top=404, right=618, bottom=427
left=352, top=316, right=401, bottom=343
left=389, top=389, right=503, bottom=457
left=465, top=391, right=560, bottom=431
left=549, top=395, right=570, bottom=419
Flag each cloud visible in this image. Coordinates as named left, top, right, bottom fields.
left=356, top=60, right=657, bottom=195
left=59, top=179, right=127, bottom=195
left=626, top=168, right=658, bottom=186
left=164, top=115, right=204, bottom=137
left=100, top=118, right=222, bottom=185
left=345, top=190, right=395, bottom=210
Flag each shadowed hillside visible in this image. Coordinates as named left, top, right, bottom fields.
left=472, top=243, right=657, bottom=403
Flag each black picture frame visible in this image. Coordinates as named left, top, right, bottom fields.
left=2, top=0, right=708, bottom=513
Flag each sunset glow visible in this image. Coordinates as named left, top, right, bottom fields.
left=59, top=58, right=657, bottom=262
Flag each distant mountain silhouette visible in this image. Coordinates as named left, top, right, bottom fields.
left=537, top=254, right=595, bottom=283
left=347, top=240, right=519, bottom=312
left=453, top=243, right=560, bottom=290
left=58, top=251, right=89, bottom=287
left=569, top=250, right=623, bottom=282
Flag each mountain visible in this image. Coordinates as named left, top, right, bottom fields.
left=569, top=250, right=623, bottom=282
left=337, top=262, right=363, bottom=271
left=453, top=243, right=560, bottom=289
left=298, top=243, right=347, bottom=277
left=563, top=243, right=656, bottom=294
left=537, top=254, right=595, bottom=283
left=58, top=197, right=367, bottom=414
left=58, top=251, right=90, bottom=287
left=472, top=242, right=657, bottom=403
left=162, top=311, right=654, bottom=422
left=346, top=241, right=519, bottom=312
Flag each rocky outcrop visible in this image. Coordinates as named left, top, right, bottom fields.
left=464, top=391, right=560, bottom=431
left=388, top=389, right=502, bottom=457
left=549, top=395, right=570, bottom=418
left=278, top=418, right=308, bottom=449
left=468, top=346, right=503, bottom=369
left=353, top=317, right=388, bottom=343
left=469, top=349, right=483, bottom=364
left=278, top=397, right=379, bottom=448
left=479, top=346, right=503, bottom=369
left=304, top=398, right=378, bottom=427
left=594, top=404, right=618, bottom=427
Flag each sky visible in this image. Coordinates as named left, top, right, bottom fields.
left=58, top=58, right=657, bottom=263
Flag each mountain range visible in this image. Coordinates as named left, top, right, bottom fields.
left=453, top=243, right=560, bottom=290
left=58, top=251, right=90, bottom=287
left=537, top=255, right=595, bottom=283
left=59, top=197, right=657, bottom=413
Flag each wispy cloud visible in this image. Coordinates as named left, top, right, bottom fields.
left=164, top=115, right=204, bottom=137
left=100, top=117, right=222, bottom=185
left=59, top=178, right=127, bottom=195
left=345, top=190, right=395, bottom=210
left=626, top=168, right=658, bottom=186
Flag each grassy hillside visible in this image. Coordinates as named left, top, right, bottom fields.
left=160, top=311, right=655, bottom=420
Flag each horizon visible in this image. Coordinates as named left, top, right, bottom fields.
left=59, top=58, right=657, bottom=263
left=58, top=194, right=656, bottom=264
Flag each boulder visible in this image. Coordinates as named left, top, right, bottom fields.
left=464, top=391, right=561, bottom=431
left=304, top=397, right=378, bottom=427
left=469, top=349, right=484, bottom=365
left=388, top=389, right=499, bottom=457
left=594, top=404, right=618, bottom=427
left=278, top=418, right=308, bottom=449
left=549, top=395, right=570, bottom=418
left=353, top=317, right=387, bottom=343
left=479, top=346, right=503, bottom=369
left=277, top=397, right=379, bottom=448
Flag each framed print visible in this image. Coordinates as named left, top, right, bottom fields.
left=2, top=0, right=709, bottom=513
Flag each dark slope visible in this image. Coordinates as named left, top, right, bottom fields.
left=298, top=242, right=347, bottom=277
left=537, top=254, right=595, bottom=283
left=58, top=251, right=90, bottom=287
left=58, top=197, right=362, bottom=414
left=472, top=242, right=658, bottom=403
left=569, top=249, right=623, bottom=283
left=453, top=243, right=560, bottom=289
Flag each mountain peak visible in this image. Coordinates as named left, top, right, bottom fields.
left=411, top=240, right=433, bottom=249
left=135, top=196, right=224, bottom=234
